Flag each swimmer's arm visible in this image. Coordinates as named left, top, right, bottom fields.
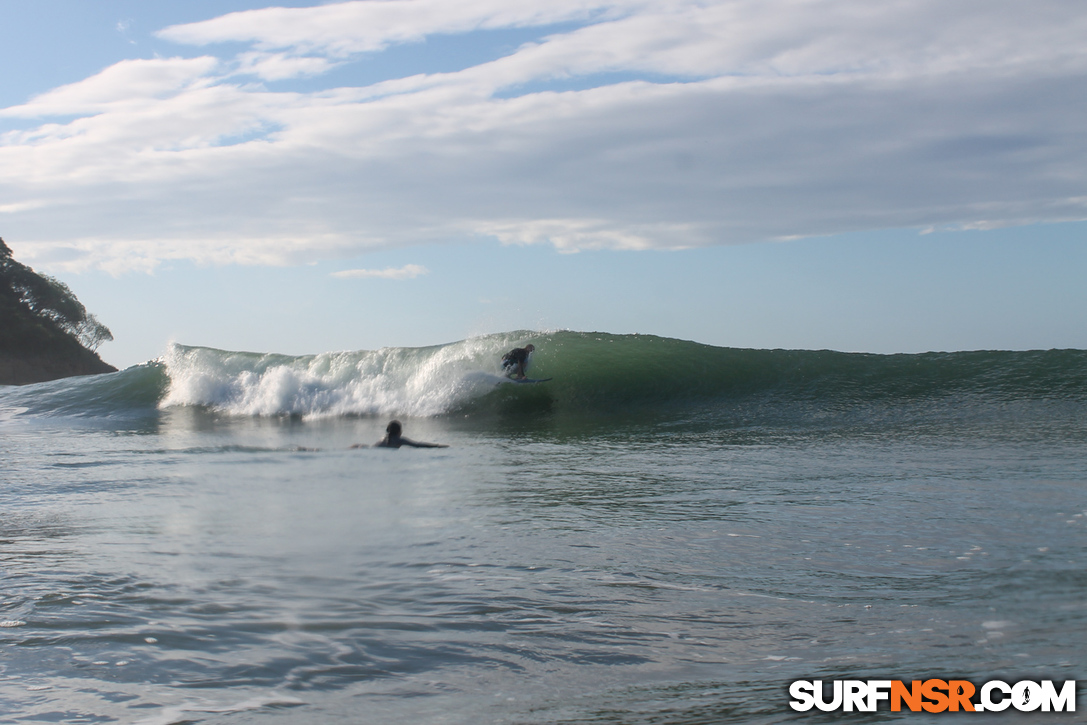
left=401, top=438, right=448, bottom=448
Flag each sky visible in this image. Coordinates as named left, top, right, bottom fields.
left=1, top=0, right=1085, bottom=369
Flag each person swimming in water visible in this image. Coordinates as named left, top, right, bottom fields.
left=501, top=344, right=535, bottom=380
left=363, top=420, right=447, bottom=449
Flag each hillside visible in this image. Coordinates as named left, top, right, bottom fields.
left=0, top=238, right=117, bottom=385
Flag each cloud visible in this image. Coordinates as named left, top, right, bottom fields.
left=235, top=51, right=338, bottom=81
left=12, top=232, right=364, bottom=276
left=155, top=0, right=621, bottom=56
left=3, top=0, right=1087, bottom=272
left=2, top=57, right=220, bottom=116
left=477, top=218, right=685, bottom=252
left=0, top=200, right=49, bottom=214
left=332, top=264, right=429, bottom=279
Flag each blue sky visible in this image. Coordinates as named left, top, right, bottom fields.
left=2, top=0, right=1085, bottom=368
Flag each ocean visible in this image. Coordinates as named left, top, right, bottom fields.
left=1, top=330, right=1084, bottom=724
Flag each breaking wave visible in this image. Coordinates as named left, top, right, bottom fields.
left=2, top=331, right=1084, bottom=422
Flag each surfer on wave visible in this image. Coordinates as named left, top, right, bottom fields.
left=352, top=420, right=448, bottom=449
left=501, top=344, right=535, bottom=380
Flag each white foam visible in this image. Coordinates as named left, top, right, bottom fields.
left=0, top=406, right=29, bottom=422
left=159, top=336, right=521, bottom=418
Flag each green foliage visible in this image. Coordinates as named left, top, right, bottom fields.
left=0, top=237, right=113, bottom=351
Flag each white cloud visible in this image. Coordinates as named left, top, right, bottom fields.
left=236, top=51, right=338, bottom=81
left=11, top=232, right=365, bottom=275
left=3, top=0, right=1087, bottom=272
left=156, top=1, right=1087, bottom=86
left=332, top=264, right=429, bottom=279
left=477, top=218, right=689, bottom=252
left=0, top=200, right=49, bottom=214
left=2, top=57, right=220, bottom=116
left=155, top=0, right=625, bottom=56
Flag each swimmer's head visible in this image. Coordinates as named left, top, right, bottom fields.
left=386, top=420, right=402, bottom=437
left=525, top=344, right=535, bottom=352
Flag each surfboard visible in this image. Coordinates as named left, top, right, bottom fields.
left=460, top=371, right=552, bottom=386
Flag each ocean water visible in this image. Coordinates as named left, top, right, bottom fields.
left=1, top=331, right=1085, bottom=724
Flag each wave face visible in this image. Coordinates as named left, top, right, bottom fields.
left=2, top=331, right=1085, bottom=421
left=0, top=360, right=166, bottom=420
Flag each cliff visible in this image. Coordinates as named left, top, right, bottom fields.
left=0, top=238, right=117, bottom=385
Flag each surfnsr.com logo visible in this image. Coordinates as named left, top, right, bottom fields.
left=789, top=679, right=1077, bottom=713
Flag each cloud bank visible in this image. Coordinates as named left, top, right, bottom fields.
left=2, top=0, right=1086, bottom=271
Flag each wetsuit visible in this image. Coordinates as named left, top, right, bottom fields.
left=502, top=347, right=531, bottom=371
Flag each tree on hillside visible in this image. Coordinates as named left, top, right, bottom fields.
left=0, top=237, right=113, bottom=352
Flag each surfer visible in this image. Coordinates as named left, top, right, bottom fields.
left=501, top=344, right=535, bottom=380
left=363, top=420, right=448, bottom=449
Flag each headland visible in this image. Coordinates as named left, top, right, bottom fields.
left=0, top=237, right=116, bottom=385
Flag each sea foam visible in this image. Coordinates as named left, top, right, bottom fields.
left=159, top=336, right=523, bottom=418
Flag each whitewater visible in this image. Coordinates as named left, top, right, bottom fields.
left=1, top=331, right=1085, bottom=723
